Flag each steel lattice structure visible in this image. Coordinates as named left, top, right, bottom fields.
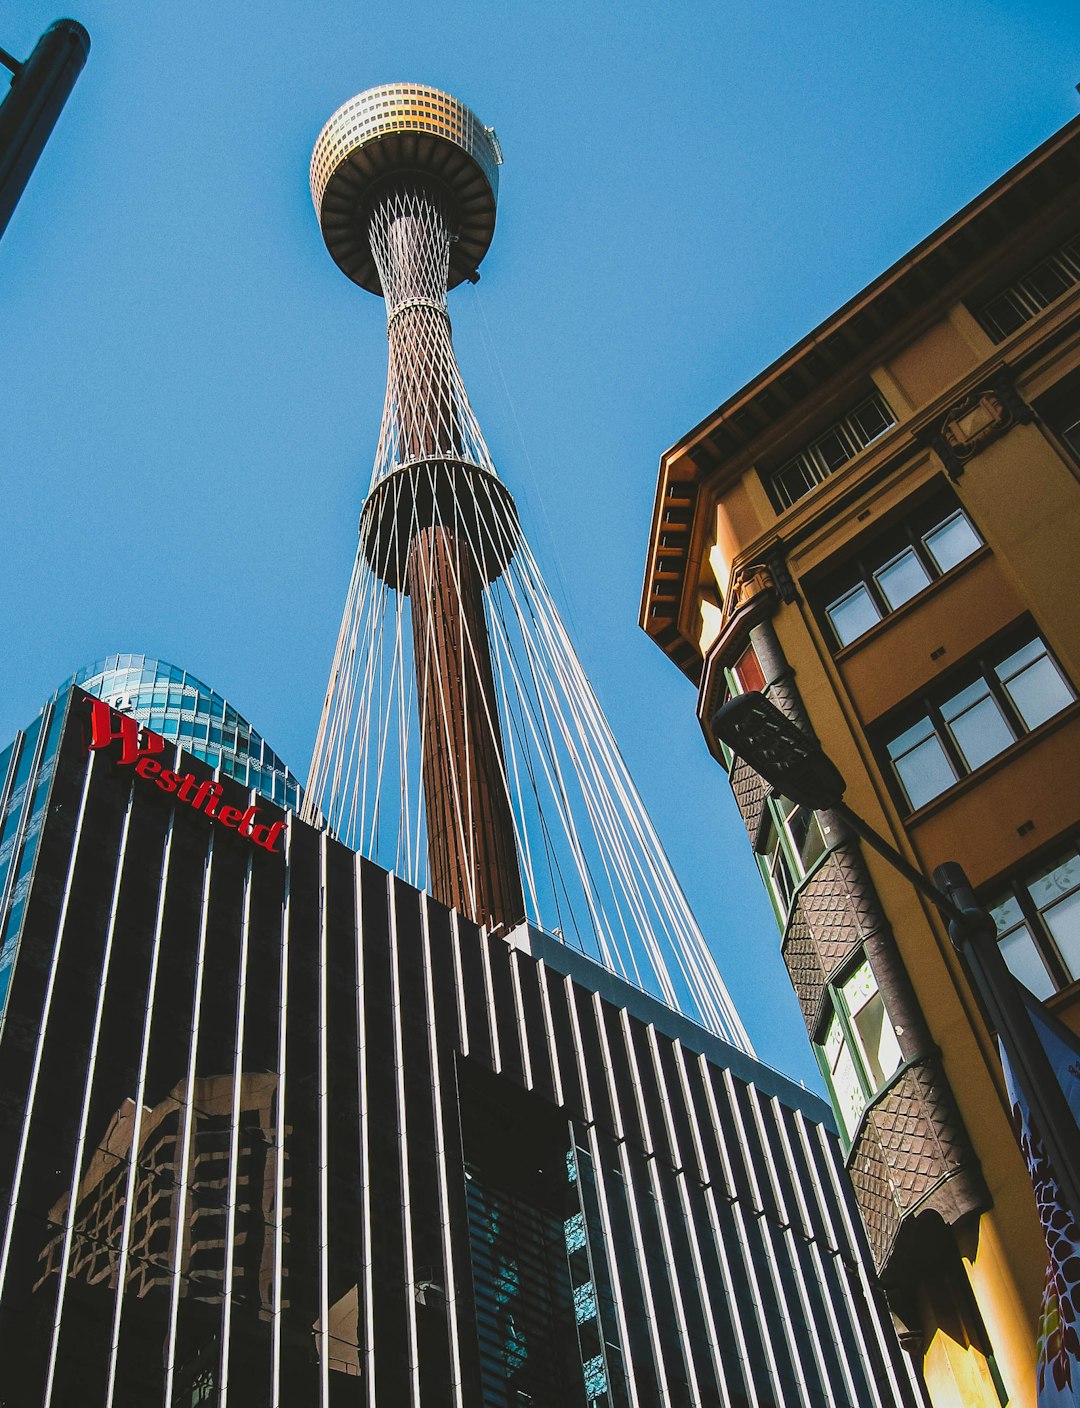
left=304, top=84, right=749, bottom=1048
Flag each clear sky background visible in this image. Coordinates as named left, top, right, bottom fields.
left=2, top=1, right=1078, bottom=1086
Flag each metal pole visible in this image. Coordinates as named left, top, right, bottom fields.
left=0, top=18, right=90, bottom=242
left=933, top=860, right=1080, bottom=1221
left=833, top=801, right=970, bottom=924
left=836, top=796, right=1080, bottom=1218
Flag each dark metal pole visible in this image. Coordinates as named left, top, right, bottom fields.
left=933, top=860, right=1080, bottom=1220
left=0, top=18, right=90, bottom=242
left=839, top=799, right=1080, bottom=1216
left=833, top=801, right=970, bottom=923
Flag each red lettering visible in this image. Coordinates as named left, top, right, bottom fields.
left=86, top=693, right=286, bottom=857
left=86, top=697, right=165, bottom=766
left=251, top=820, right=286, bottom=853
left=191, top=781, right=223, bottom=815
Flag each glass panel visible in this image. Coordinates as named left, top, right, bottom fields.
left=874, top=548, right=930, bottom=610
left=788, top=808, right=826, bottom=872
left=1042, top=890, right=1080, bottom=982
left=998, top=925, right=1056, bottom=999
left=998, top=650, right=1074, bottom=730
left=823, top=1015, right=866, bottom=1142
left=1028, top=850, right=1080, bottom=911
left=826, top=584, right=880, bottom=646
left=989, top=892, right=1024, bottom=933
left=996, top=638, right=1044, bottom=677
left=841, top=965, right=902, bottom=1091
left=760, top=824, right=795, bottom=917
left=816, top=427, right=853, bottom=472
left=946, top=692, right=1014, bottom=771
left=923, top=511, right=981, bottom=573
left=733, top=644, right=766, bottom=694
left=886, top=715, right=936, bottom=758
left=892, top=733, right=956, bottom=809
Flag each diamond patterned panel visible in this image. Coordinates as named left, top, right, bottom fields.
left=846, top=1056, right=988, bottom=1272
left=782, top=845, right=890, bottom=1034
left=729, top=754, right=768, bottom=840
left=781, top=912, right=825, bottom=1030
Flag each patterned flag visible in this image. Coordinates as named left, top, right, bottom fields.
left=998, top=991, right=1080, bottom=1405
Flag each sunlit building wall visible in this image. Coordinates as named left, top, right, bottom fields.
left=640, top=111, right=1080, bottom=1407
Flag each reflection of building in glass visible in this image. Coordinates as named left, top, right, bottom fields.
left=60, top=654, right=303, bottom=812
left=639, top=112, right=1080, bottom=1407
left=0, top=686, right=923, bottom=1405
left=36, top=1074, right=283, bottom=1311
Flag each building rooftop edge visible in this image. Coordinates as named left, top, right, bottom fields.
left=664, top=111, right=1080, bottom=471
left=507, top=921, right=834, bottom=1126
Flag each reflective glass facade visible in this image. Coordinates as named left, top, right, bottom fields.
left=60, top=654, right=303, bottom=813
left=0, top=688, right=922, bottom=1405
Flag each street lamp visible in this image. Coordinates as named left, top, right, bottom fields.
left=712, top=689, right=1080, bottom=1220
left=0, top=18, right=90, bottom=242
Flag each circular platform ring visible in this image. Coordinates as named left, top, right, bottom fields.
left=311, top=84, right=502, bottom=294
left=358, top=461, right=519, bottom=591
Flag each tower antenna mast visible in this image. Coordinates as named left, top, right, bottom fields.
left=307, top=85, right=523, bottom=933
left=305, top=84, right=749, bottom=1049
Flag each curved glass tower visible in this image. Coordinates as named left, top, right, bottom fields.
left=57, top=653, right=303, bottom=812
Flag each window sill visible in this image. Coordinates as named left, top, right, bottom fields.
left=901, top=698, right=1080, bottom=827
left=831, top=544, right=993, bottom=663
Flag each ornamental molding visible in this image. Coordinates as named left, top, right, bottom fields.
left=917, top=367, right=1033, bottom=480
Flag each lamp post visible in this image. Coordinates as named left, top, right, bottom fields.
left=0, top=18, right=90, bottom=242
left=711, top=688, right=1080, bottom=1221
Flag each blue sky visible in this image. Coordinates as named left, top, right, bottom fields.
left=2, top=1, right=1078, bottom=1085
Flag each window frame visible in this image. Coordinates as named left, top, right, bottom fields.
left=880, top=627, right=1076, bottom=813
left=813, top=956, right=904, bottom=1147
left=987, top=840, right=1080, bottom=997
left=766, top=391, right=897, bottom=512
left=818, top=498, right=984, bottom=650
left=755, top=793, right=827, bottom=927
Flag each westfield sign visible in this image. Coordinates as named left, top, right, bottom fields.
left=84, top=697, right=286, bottom=853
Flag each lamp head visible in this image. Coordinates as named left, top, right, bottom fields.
left=710, top=691, right=847, bottom=812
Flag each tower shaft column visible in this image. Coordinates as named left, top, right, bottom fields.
left=371, top=183, right=524, bottom=932
left=407, top=524, right=524, bottom=931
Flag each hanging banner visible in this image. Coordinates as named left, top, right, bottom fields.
left=998, top=991, right=1080, bottom=1405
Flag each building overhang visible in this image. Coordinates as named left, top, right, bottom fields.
left=640, top=113, right=1080, bottom=672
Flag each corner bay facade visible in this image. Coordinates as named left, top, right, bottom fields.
left=0, top=687, right=920, bottom=1405
left=640, top=113, right=1080, bottom=1406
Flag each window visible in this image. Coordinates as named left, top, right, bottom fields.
left=767, top=392, right=896, bottom=511
left=1033, top=370, right=1080, bottom=468
left=757, top=794, right=827, bottom=925
left=883, top=631, right=1075, bottom=811
left=819, top=495, right=983, bottom=648
left=731, top=642, right=765, bottom=695
left=721, top=645, right=827, bottom=922
left=989, top=843, right=1080, bottom=998
left=974, top=231, right=1080, bottom=343
left=815, top=959, right=903, bottom=1144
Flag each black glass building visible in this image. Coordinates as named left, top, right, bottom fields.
left=0, top=686, right=922, bottom=1406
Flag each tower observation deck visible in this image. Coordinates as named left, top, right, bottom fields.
left=305, top=84, right=747, bottom=1046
